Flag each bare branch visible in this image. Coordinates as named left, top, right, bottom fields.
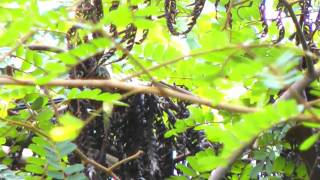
left=109, top=150, right=144, bottom=171
left=74, top=149, right=120, bottom=179
left=278, top=68, right=320, bottom=100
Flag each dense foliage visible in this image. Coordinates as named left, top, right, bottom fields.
left=0, top=0, right=320, bottom=179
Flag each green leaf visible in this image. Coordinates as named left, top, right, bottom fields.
left=16, top=46, right=24, bottom=57
left=0, top=18, right=33, bottom=46
left=272, top=156, right=285, bottom=172
left=90, top=38, right=112, bottom=50
left=296, top=164, right=308, bottom=178
left=37, top=107, right=54, bottom=131
left=30, top=0, right=40, bottom=17
left=55, top=53, right=77, bottom=65
left=164, top=129, right=177, bottom=138
left=31, top=97, right=44, bottom=110
left=48, top=171, right=64, bottom=179
left=26, top=157, right=46, bottom=166
left=186, top=35, right=201, bottom=50
left=33, top=52, right=42, bottom=66
left=253, top=150, right=268, bottom=161
left=67, top=88, right=121, bottom=103
left=134, top=18, right=154, bottom=29
left=56, top=141, right=77, bottom=157
left=49, top=114, right=83, bottom=142
left=240, top=164, right=253, bottom=180
left=32, top=137, right=50, bottom=147
left=25, top=164, right=44, bottom=174
left=302, top=122, right=320, bottom=128
left=105, top=6, right=133, bottom=27
left=0, top=137, right=6, bottom=145
left=64, top=164, right=84, bottom=175
left=46, top=149, right=61, bottom=170
left=69, top=43, right=97, bottom=59
left=276, top=51, right=295, bottom=67
left=58, top=114, right=83, bottom=128
left=66, top=173, right=88, bottom=180
left=176, top=164, right=197, bottom=176
left=44, top=62, right=67, bottom=74
left=299, top=133, right=319, bottom=151
left=250, top=163, right=263, bottom=178
left=167, top=176, right=188, bottom=180
left=29, top=144, right=46, bottom=156
left=284, top=161, right=295, bottom=176
left=135, top=6, right=159, bottom=16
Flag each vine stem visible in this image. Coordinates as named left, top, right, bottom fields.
left=282, top=0, right=315, bottom=77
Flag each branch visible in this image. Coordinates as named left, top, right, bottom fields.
left=278, top=67, right=320, bottom=100
left=108, top=150, right=144, bottom=171
left=0, top=118, right=120, bottom=179
left=282, top=0, right=315, bottom=77
left=208, top=114, right=320, bottom=180
left=0, top=76, right=257, bottom=113
left=74, top=149, right=119, bottom=179
left=27, top=45, right=66, bottom=53
left=209, top=140, right=254, bottom=180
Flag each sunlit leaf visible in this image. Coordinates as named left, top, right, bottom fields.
left=299, top=133, right=319, bottom=151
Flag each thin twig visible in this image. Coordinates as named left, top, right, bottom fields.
left=74, top=149, right=120, bottom=179
left=306, top=98, right=320, bottom=106
left=27, top=45, right=66, bottom=53
left=108, top=150, right=144, bottom=171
